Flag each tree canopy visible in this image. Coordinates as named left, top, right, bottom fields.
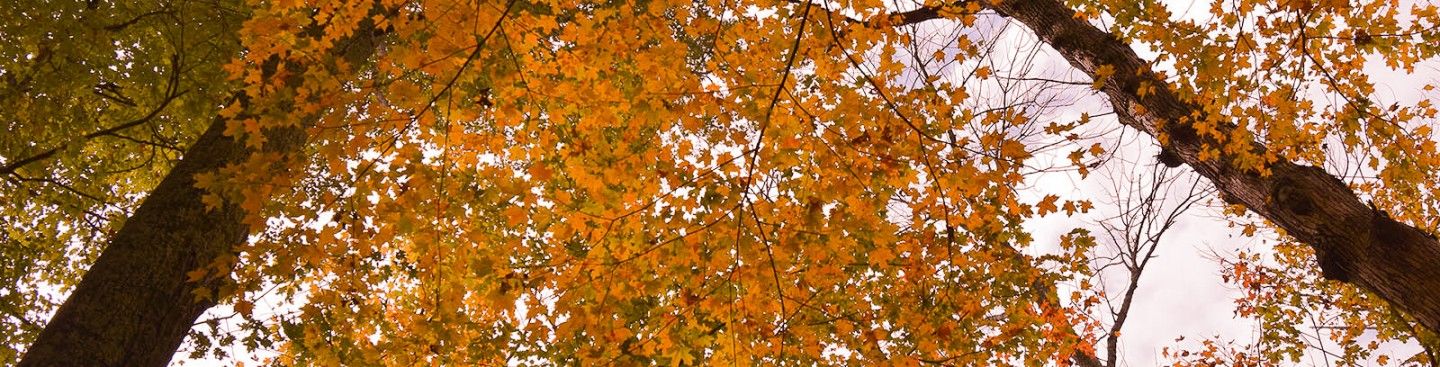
left=2, top=0, right=1440, bottom=365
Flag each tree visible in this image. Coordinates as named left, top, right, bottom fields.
left=4, top=1, right=384, bottom=365
left=1086, top=152, right=1207, bottom=366
left=0, top=0, right=248, bottom=364
left=3, top=0, right=1439, bottom=365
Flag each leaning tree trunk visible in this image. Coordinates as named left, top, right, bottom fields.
left=983, top=0, right=1440, bottom=332
left=18, top=12, right=385, bottom=367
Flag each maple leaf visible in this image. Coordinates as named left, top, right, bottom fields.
left=1037, top=195, right=1060, bottom=216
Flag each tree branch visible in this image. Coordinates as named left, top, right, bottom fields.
left=0, top=55, right=187, bottom=177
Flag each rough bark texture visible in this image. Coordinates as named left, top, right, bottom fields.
left=18, top=115, right=303, bottom=367
left=984, top=0, right=1440, bottom=332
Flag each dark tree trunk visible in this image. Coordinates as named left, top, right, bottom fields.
left=985, top=0, right=1440, bottom=332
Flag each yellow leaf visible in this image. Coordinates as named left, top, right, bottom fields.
left=186, top=268, right=208, bottom=282
left=504, top=205, right=527, bottom=226
left=1062, top=201, right=1077, bottom=216
left=201, top=193, right=224, bottom=212
left=234, top=300, right=255, bottom=316
left=1093, top=64, right=1115, bottom=90
left=1037, top=195, right=1060, bottom=215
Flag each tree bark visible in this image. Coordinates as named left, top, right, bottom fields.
left=983, top=0, right=1440, bottom=332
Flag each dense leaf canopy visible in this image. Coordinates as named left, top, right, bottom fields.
left=2, top=0, right=1439, bottom=365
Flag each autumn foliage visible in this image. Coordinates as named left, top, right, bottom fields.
left=3, top=0, right=1440, bottom=365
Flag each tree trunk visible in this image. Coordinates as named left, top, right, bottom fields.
left=984, top=0, right=1440, bottom=332
left=17, top=114, right=303, bottom=367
